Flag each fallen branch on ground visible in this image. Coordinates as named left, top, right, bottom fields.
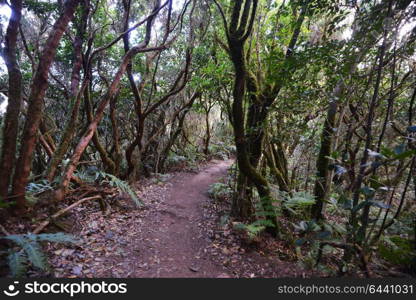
left=33, top=195, right=102, bottom=234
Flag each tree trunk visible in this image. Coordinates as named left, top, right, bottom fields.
left=11, top=0, right=80, bottom=210
left=46, top=1, right=90, bottom=182
left=204, top=105, right=212, bottom=155
left=46, top=82, right=87, bottom=182
left=311, top=95, right=339, bottom=220
left=0, top=0, right=23, bottom=201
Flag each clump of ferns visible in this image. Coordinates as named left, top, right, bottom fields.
left=1, top=232, right=78, bottom=277
left=75, top=167, right=143, bottom=207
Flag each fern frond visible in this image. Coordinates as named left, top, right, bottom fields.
left=98, top=171, right=144, bottom=207
left=252, top=219, right=276, bottom=228
left=26, top=180, right=53, bottom=193
left=3, top=232, right=78, bottom=276
left=35, top=233, right=79, bottom=244
left=3, top=234, right=27, bottom=245
left=74, top=169, right=96, bottom=183
left=8, top=250, right=27, bottom=277
left=22, top=240, right=49, bottom=271
left=4, top=235, right=49, bottom=271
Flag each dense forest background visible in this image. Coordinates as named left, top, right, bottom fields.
left=0, top=0, right=415, bottom=278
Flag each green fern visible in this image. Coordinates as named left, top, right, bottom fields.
left=8, top=250, right=27, bottom=277
left=35, top=233, right=78, bottom=244
left=208, top=182, right=233, bottom=201
left=26, top=180, right=53, bottom=193
left=73, top=168, right=144, bottom=207
left=283, top=191, right=315, bottom=215
left=25, top=180, right=53, bottom=205
left=74, top=167, right=99, bottom=183
left=233, top=219, right=275, bottom=240
left=98, top=171, right=144, bottom=207
left=2, top=232, right=77, bottom=277
left=5, top=235, right=48, bottom=271
left=21, top=240, right=48, bottom=271
left=4, top=234, right=27, bottom=248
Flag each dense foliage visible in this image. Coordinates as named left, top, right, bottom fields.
left=0, top=0, right=415, bottom=277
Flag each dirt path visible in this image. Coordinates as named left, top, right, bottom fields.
left=129, top=159, right=233, bottom=277
left=51, top=159, right=233, bottom=278
left=50, top=158, right=308, bottom=278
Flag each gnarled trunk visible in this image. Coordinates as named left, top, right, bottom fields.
left=0, top=0, right=23, bottom=201
left=11, top=0, right=81, bottom=210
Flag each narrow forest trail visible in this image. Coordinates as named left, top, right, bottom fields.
left=51, top=158, right=308, bottom=278
left=129, top=159, right=233, bottom=277
left=53, top=159, right=235, bottom=277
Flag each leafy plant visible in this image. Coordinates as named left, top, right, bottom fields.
left=25, top=180, right=53, bottom=205
left=97, top=171, right=144, bottom=207
left=378, top=236, right=415, bottom=266
left=73, top=168, right=143, bottom=207
left=2, top=233, right=78, bottom=277
left=283, top=191, right=316, bottom=215
left=233, top=219, right=276, bottom=240
left=166, top=154, right=188, bottom=168
left=208, top=182, right=233, bottom=201
left=74, top=166, right=100, bottom=183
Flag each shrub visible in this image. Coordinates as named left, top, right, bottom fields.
left=208, top=182, right=233, bottom=201
left=378, top=236, right=415, bottom=266
left=2, top=233, right=78, bottom=277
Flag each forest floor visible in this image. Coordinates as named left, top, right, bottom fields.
left=46, top=159, right=311, bottom=278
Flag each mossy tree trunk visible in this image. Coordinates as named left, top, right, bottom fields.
left=0, top=0, right=23, bottom=202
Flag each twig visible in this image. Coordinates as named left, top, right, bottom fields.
left=33, top=195, right=102, bottom=234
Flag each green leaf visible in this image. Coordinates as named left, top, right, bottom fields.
left=295, top=220, right=321, bottom=232
left=342, top=199, right=353, bottom=210
left=252, top=219, right=276, bottom=228
left=331, top=223, right=347, bottom=234
left=380, top=146, right=394, bottom=158
left=3, top=234, right=27, bottom=246
left=330, top=151, right=340, bottom=159
left=232, top=222, right=247, bottom=231
left=4, top=235, right=49, bottom=271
